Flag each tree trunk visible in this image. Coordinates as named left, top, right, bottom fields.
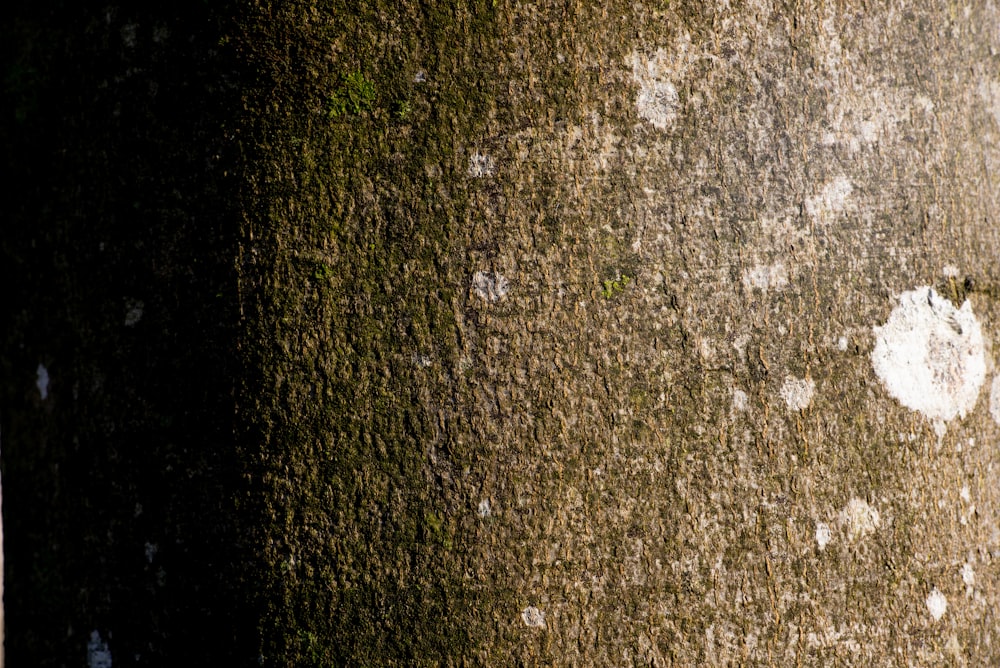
left=5, top=0, right=1000, bottom=665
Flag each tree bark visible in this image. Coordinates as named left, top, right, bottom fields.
left=5, top=0, right=1000, bottom=665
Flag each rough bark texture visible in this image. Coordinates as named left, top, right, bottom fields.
left=4, top=0, right=1000, bottom=665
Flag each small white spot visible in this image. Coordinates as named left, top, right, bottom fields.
left=837, top=336, right=848, bottom=352
left=413, top=354, right=433, bottom=369
left=840, top=497, right=880, bottom=542
left=36, top=363, right=50, bottom=400
left=742, top=262, right=788, bottom=293
left=124, top=299, right=144, bottom=327
left=805, top=175, right=853, bottom=221
left=960, top=486, right=971, bottom=503
left=87, top=630, right=113, bottom=668
left=471, top=271, right=509, bottom=302
left=414, top=70, right=426, bottom=83
left=961, top=563, right=975, bottom=588
left=144, top=542, right=158, bottom=564
left=521, top=606, right=546, bottom=628
left=942, top=265, right=960, bottom=278
left=467, top=153, right=495, bottom=178
left=871, top=287, right=986, bottom=423
left=780, top=376, right=816, bottom=411
left=815, top=522, right=832, bottom=551
left=477, top=499, right=491, bottom=518
left=732, top=389, right=749, bottom=412
left=926, top=588, right=948, bottom=621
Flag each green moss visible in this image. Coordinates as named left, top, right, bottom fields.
left=601, top=273, right=632, bottom=299
left=327, top=70, right=377, bottom=118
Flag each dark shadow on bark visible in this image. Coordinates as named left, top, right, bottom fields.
left=0, top=1, right=259, bottom=664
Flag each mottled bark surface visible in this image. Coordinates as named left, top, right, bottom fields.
left=5, top=0, right=1000, bottom=665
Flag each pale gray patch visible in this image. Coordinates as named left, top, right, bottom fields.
left=732, top=389, right=749, bottom=412
left=521, top=606, right=546, bottom=628
left=636, top=80, right=679, bottom=129
left=840, top=497, right=880, bottom=542
left=742, top=262, right=788, bottom=292
left=815, top=522, right=832, bottom=551
left=124, top=299, right=144, bottom=327
left=472, top=271, right=509, bottom=302
left=805, top=176, right=853, bottom=221
left=477, top=499, right=491, bottom=518
left=468, top=153, right=496, bottom=177
left=36, top=363, right=50, bottom=400
left=88, top=630, right=113, bottom=668
left=780, top=376, right=815, bottom=411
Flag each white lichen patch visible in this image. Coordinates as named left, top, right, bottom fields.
left=635, top=78, right=678, bottom=130
left=871, top=287, right=986, bottom=423
left=471, top=271, right=509, bottom=302
left=124, top=299, right=144, bottom=327
left=815, top=522, right=832, bottom=551
left=990, top=375, right=1000, bottom=425
left=732, top=388, right=749, bottom=412
left=837, top=336, right=848, bottom=352
left=467, top=152, right=496, bottom=178
left=742, top=262, right=788, bottom=293
left=805, top=175, right=853, bottom=221
left=477, top=499, right=491, bottom=518
left=961, top=563, right=975, bottom=588
left=839, top=497, right=880, bottom=542
left=36, top=363, right=50, bottom=400
left=926, top=588, right=948, bottom=621
left=87, top=630, right=113, bottom=668
left=630, top=40, right=691, bottom=130
left=780, top=376, right=815, bottom=411
left=521, top=606, right=546, bottom=628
